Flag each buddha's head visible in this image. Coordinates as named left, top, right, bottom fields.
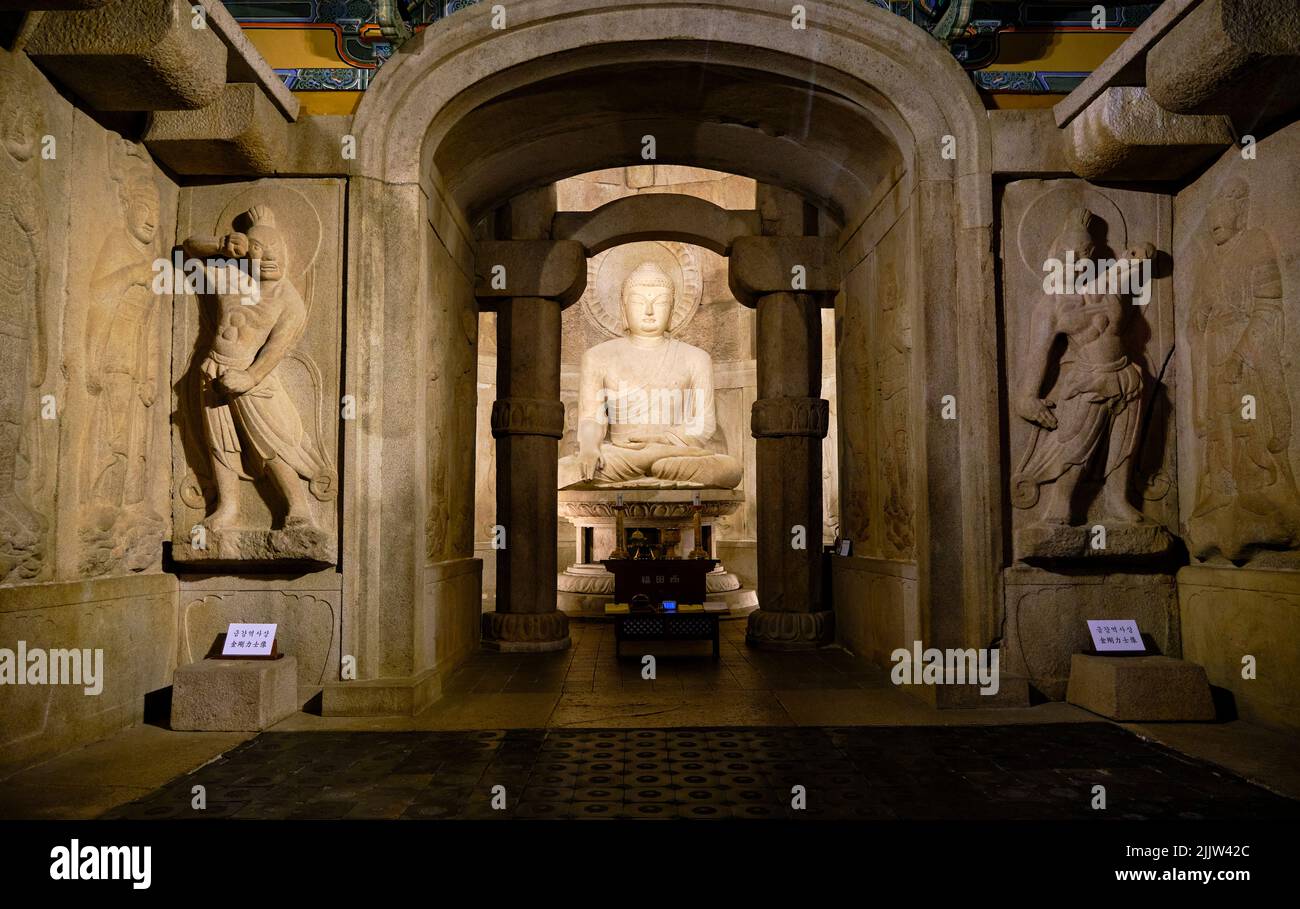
left=237, top=206, right=289, bottom=284
left=621, top=262, right=674, bottom=340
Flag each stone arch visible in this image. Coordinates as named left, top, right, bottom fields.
left=342, top=0, right=1001, bottom=686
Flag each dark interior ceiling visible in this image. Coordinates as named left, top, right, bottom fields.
left=434, top=58, right=905, bottom=226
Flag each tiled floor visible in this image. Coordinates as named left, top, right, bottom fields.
left=9, top=626, right=1300, bottom=820
left=101, top=724, right=1300, bottom=821
left=445, top=620, right=879, bottom=695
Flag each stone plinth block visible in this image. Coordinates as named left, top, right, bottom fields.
left=1066, top=654, right=1215, bottom=721
left=990, top=109, right=1072, bottom=176
left=172, top=525, right=336, bottom=567
left=1147, top=0, right=1300, bottom=118
left=171, top=656, right=299, bottom=731
left=1065, top=87, right=1234, bottom=181
left=1015, top=521, right=1174, bottom=563
left=28, top=0, right=227, bottom=111
left=481, top=611, right=571, bottom=653
left=729, top=236, right=840, bottom=306
left=746, top=608, right=834, bottom=651
left=475, top=240, right=587, bottom=306
left=144, top=83, right=289, bottom=175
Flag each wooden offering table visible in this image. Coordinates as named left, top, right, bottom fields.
left=602, top=559, right=724, bottom=659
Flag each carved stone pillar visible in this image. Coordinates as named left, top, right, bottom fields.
left=485, top=296, right=570, bottom=651
left=747, top=291, right=834, bottom=649
left=729, top=188, right=839, bottom=650
left=475, top=228, right=586, bottom=652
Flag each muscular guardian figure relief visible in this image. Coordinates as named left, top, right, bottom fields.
left=181, top=206, right=335, bottom=544
left=1012, top=207, right=1155, bottom=532
left=558, top=262, right=742, bottom=489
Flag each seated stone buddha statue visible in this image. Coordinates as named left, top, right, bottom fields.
left=558, top=261, right=743, bottom=489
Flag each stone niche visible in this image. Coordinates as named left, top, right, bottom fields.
left=998, top=180, right=1180, bottom=699
left=170, top=179, right=344, bottom=566
left=1172, top=122, right=1300, bottom=731
left=0, top=48, right=181, bottom=774
left=1001, top=179, right=1177, bottom=564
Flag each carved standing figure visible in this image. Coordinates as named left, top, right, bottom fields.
left=0, top=78, right=48, bottom=582
left=81, top=138, right=165, bottom=573
left=1188, top=178, right=1300, bottom=557
left=837, top=303, right=871, bottom=544
left=1012, top=207, right=1152, bottom=525
left=182, top=206, right=333, bottom=531
left=877, top=265, right=913, bottom=552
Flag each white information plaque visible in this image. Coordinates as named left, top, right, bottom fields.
left=1086, top=619, right=1144, bottom=652
left=222, top=623, right=277, bottom=657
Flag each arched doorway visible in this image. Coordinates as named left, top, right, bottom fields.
left=338, top=0, right=1000, bottom=695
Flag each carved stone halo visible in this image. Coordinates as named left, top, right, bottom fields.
left=215, top=186, right=323, bottom=310
left=580, top=240, right=702, bottom=338
left=1017, top=186, right=1128, bottom=278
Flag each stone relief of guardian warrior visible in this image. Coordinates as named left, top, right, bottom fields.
left=1011, top=207, right=1154, bottom=529
left=80, top=138, right=167, bottom=575
left=181, top=205, right=336, bottom=538
left=0, top=78, right=49, bottom=584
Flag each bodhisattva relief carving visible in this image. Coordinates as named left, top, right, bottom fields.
left=80, top=138, right=166, bottom=576
left=877, top=265, right=913, bottom=556
left=1012, top=207, right=1170, bottom=557
left=1188, top=178, right=1300, bottom=560
left=837, top=294, right=871, bottom=546
left=559, top=261, right=742, bottom=489
left=0, top=78, right=49, bottom=584
left=822, top=377, right=840, bottom=543
left=177, top=204, right=337, bottom=562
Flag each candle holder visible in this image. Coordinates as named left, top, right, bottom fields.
left=688, top=501, right=707, bottom=560
left=609, top=497, right=630, bottom=560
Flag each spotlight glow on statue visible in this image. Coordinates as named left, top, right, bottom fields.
left=558, top=262, right=741, bottom=489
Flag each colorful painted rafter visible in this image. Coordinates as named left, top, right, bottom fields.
left=224, top=0, right=1159, bottom=95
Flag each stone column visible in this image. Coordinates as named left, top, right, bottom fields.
left=485, top=295, right=570, bottom=651
left=728, top=195, right=839, bottom=650
left=475, top=225, right=586, bottom=651
left=748, top=291, right=833, bottom=649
